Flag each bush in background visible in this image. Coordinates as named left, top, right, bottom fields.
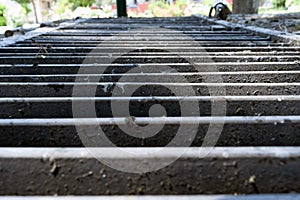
left=0, top=4, right=6, bottom=26
left=272, top=0, right=286, bottom=8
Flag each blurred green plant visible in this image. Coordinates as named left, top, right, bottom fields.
left=202, top=0, right=215, bottom=6
left=68, top=0, right=95, bottom=9
left=176, top=0, right=188, bottom=9
left=286, top=0, right=300, bottom=7
left=272, top=0, right=286, bottom=8
left=259, top=0, right=299, bottom=13
left=56, top=0, right=74, bottom=14
left=13, top=0, right=38, bottom=23
left=2, top=2, right=27, bottom=27
left=14, top=0, right=31, bottom=14
left=149, top=0, right=168, bottom=10
left=0, top=4, right=7, bottom=26
left=149, top=0, right=189, bottom=17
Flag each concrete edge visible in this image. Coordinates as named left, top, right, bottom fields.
left=0, top=19, right=87, bottom=47
left=193, top=14, right=300, bottom=46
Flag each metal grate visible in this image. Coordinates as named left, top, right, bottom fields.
left=0, top=16, right=299, bottom=197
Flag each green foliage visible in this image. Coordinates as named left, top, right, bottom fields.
left=286, top=0, right=300, bottom=7
left=272, top=0, right=286, bottom=8
left=149, top=0, right=190, bottom=17
left=21, top=3, right=31, bottom=14
left=0, top=4, right=7, bottom=26
left=99, top=0, right=114, bottom=5
left=149, top=0, right=168, bottom=10
left=68, top=0, right=95, bottom=9
left=12, top=20, right=24, bottom=27
left=7, top=0, right=27, bottom=26
left=13, top=0, right=31, bottom=14
left=56, top=0, right=74, bottom=14
left=11, top=0, right=31, bottom=18
left=13, top=0, right=31, bottom=4
left=176, top=0, right=188, bottom=8
left=3, top=2, right=27, bottom=27
left=259, top=0, right=300, bottom=14
left=202, top=0, right=215, bottom=5
left=0, top=4, right=5, bottom=16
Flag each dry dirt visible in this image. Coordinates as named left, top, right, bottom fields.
left=227, top=12, right=300, bottom=35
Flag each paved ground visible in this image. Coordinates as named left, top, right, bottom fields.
left=227, top=12, right=300, bottom=35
